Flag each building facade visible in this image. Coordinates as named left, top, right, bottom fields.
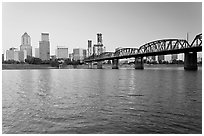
left=158, top=55, right=165, bottom=62
left=6, top=48, right=25, bottom=62
left=69, top=53, right=73, bottom=60
left=87, top=40, right=92, bottom=57
left=20, top=32, right=32, bottom=57
left=18, top=50, right=25, bottom=62
left=2, top=54, right=4, bottom=62
left=83, top=49, right=87, bottom=58
left=14, top=51, right=19, bottom=61
left=56, top=47, right=68, bottom=59
left=93, top=33, right=105, bottom=56
left=35, top=48, right=39, bottom=58
left=6, top=47, right=16, bottom=61
left=171, top=54, right=178, bottom=60
left=39, top=33, right=50, bottom=61
left=73, top=48, right=84, bottom=61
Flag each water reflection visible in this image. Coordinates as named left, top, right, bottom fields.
left=2, top=68, right=202, bottom=134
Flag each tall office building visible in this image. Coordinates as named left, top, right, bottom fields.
left=88, top=40, right=92, bottom=57
left=14, top=50, right=20, bottom=61
left=39, top=33, right=50, bottom=61
left=56, top=47, right=68, bottom=59
left=93, top=33, right=104, bottom=55
left=18, top=50, right=25, bottom=62
left=20, top=32, right=32, bottom=57
left=97, top=33, right=102, bottom=45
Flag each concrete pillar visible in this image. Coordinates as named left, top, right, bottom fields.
left=184, top=52, right=198, bottom=70
left=88, top=62, right=93, bottom=69
left=135, top=57, right=144, bottom=69
left=112, top=59, right=119, bottom=69
left=97, top=61, right=103, bottom=69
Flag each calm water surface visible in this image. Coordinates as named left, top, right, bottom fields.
left=2, top=66, right=202, bottom=134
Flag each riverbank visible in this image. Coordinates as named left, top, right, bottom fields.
left=2, top=63, right=202, bottom=70
left=2, top=64, right=90, bottom=70
left=2, top=64, right=56, bottom=70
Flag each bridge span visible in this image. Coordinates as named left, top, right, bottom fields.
left=84, top=33, right=202, bottom=70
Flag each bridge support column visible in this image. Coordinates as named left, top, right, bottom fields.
left=88, top=62, right=93, bottom=69
left=184, top=52, right=198, bottom=70
left=112, top=59, right=119, bottom=69
left=97, top=61, right=103, bottom=69
left=135, top=57, right=144, bottom=69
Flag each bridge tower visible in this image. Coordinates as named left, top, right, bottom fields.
left=184, top=52, right=198, bottom=70
left=112, top=59, right=119, bottom=69
left=135, top=57, right=144, bottom=69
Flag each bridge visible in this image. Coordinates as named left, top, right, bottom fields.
left=84, top=33, right=202, bottom=70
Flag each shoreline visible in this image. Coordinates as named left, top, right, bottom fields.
left=2, top=63, right=202, bottom=70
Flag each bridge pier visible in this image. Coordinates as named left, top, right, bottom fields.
left=97, top=61, right=103, bottom=69
left=88, top=62, right=93, bottom=69
left=112, top=59, right=119, bottom=69
left=135, top=57, right=144, bottom=69
left=184, top=52, right=198, bottom=70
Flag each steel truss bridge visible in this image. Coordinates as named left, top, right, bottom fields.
left=84, top=33, right=202, bottom=62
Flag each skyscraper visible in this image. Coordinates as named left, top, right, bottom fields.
left=20, top=32, right=32, bottom=57
left=87, top=40, right=92, bottom=57
left=39, top=33, right=50, bottom=61
left=93, top=33, right=104, bottom=55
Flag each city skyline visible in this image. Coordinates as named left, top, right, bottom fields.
left=2, top=2, right=202, bottom=57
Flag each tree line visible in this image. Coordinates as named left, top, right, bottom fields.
left=2, top=56, right=84, bottom=68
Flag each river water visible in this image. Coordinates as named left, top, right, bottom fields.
left=2, top=66, right=202, bottom=134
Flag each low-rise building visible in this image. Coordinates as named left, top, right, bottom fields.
left=6, top=47, right=26, bottom=62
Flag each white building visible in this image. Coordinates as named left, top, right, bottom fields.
left=73, top=48, right=84, bottom=61
left=171, top=54, right=178, bottom=60
left=6, top=47, right=16, bottom=60
left=6, top=48, right=26, bottom=62
left=69, top=53, right=73, bottom=60
left=39, top=33, right=50, bottom=61
left=19, top=50, right=25, bottom=62
left=20, top=32, right=32, bottom=58
left=14, top=51, right=19, bottom=61
left=35, top=48, right=39, bottom=58
left=56, top=47, right=68, bottom=59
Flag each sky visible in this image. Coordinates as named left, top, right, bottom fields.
left=2, top=2, right=202, bottom=57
